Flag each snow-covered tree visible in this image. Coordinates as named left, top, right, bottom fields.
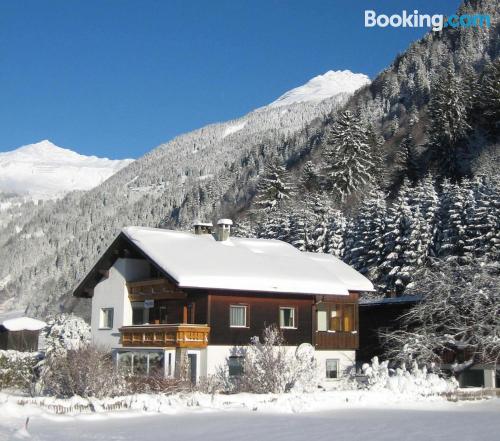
left=300, top=160, right=322, bottom=192
left=345, top=188, right=387, bottom=286
left=436, top=179, right=475, bottom=262
left=479, top=58, right=500, bottom=134
left=322, top=110, right=374, bottom=200
left=383, top=260, right=500, bottom=372
left=427, top=65, right=470, bottom=177
left=254, top=161, right=295, bottom=212
left=395, top=134, right=419, bottom=182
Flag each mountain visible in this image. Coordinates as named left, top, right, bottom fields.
left=268, top=70, right=370, bottom=108
left=0, top=70, right=369, bottom=318
left=0, top=140, right=133, bottom=200
left=241, top=0, right=500, bottom=295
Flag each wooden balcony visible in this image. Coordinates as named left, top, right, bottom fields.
left=119, top=324, right=210, bottom=348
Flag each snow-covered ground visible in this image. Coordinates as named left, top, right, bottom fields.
left=0, top=391, right=498, bottom=441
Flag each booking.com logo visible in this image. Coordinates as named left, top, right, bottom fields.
left=365, top=10, right=491, bottom=32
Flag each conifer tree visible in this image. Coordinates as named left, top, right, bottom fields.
left=345, top=188, right=387, bottom=286
left=322, top=110, right=374, bottom=200
left=254, top=161, right=295, bottom=212
left=395, top=134, right=419, bottom=182
left=479, top=58, right=500, bottom=135
left=427, top=66, right=470, bottom=178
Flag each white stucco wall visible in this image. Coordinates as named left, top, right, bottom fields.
left=91, top=258, right=150, bottom=349
left=203, top=345, right=355, bottom=379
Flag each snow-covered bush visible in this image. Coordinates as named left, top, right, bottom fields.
left=40, top=345, right=126, bottom=399
left=361, top=357, right=457, bottom=396
left=42, top=314, right=91, bottom=355
left=0, top=350, right=41, bottom=392
left=216, top=325, right=318, bottom=394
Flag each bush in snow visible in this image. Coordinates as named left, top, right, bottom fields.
left=42, top=313, right=91, bottom=355
left=361, top=356, right=457, bottom=396
left=126, top=375, right=191, bottom=395
left=0, top=350, right=41, bottom=392
left=40, top=344, right=126, bottom=399
left=214, top=325, right=318, bottom=394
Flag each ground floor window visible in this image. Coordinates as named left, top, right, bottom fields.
left=117, top=350, right=165, bottom=376
left=228, top=356, right=244, bottom=376
left=326, top=359, right=339, bottom=379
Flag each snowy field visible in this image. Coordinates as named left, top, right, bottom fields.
left=0, top=392, right=499, bottom=441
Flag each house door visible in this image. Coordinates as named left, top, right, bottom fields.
left=187, top=353, right=197, bottom=384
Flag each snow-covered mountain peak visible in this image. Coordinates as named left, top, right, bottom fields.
left=268, top=70, right=370, bottom=108
left=0, top=140, right=133, bottom=200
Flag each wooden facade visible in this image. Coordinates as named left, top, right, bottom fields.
left=0, top=327, right=40, bottom=352
left=119, top=278, right=359, bottom=351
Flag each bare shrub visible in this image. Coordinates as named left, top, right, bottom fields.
left=125, top=375, right=191, bottom=394
left=213, top=325, right=318, bottom=394
left=40, top=345, right=126, bottom=398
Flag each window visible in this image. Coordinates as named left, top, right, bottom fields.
left=316, top=303, right=356, bottom=332
left=316, top=304, right=327, bottom=331
left=132, top=302, right=148, bottom=325
left=230, top=305, right=247, bottom=327
left=100, top=308, right=114, bottom=329
left=279, top=307, right=296, bottom=329
left=326, top=359, right=339, bottom=379
left=117, top=351, right=165, bottom=377
left=228, top=356, right=244, bottom=377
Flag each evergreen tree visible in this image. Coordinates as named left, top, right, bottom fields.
left=379, top=180, right=418, bottom=294
left=345, top=188, right=387, bottom=287
left=464, top=176, right=500, bottom=261
left=254, top=161, right=295, bottom=212
left=427, top=66, right=470, bottom=178
left=366, top=124, right=387, bottom=187
left=436, top=179, right=475, bottom=262
left=395, top=134, right=419, bottom=182
left=322, top=110, right=374, bottom=200
left=479, top=58, right=500, bottom=135
left=300, top=160, right=322, bottom=193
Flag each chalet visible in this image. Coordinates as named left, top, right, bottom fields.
left=73, top=219, right=374, bottom=383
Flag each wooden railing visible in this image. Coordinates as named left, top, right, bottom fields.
left=119, top=324, right=210, bottom=348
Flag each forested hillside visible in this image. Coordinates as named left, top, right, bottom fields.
left=241, top=0, right=499, bottom=297
left=0, top=84, right=355, bottom=318
left=0, top=0, right=498, bottom=319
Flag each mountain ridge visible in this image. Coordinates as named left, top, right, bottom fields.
left=0, top=140, right=133, bottom=200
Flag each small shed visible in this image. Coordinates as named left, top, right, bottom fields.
left=0, top=317, right=46, bottom=351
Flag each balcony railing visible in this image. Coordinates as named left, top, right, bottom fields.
left=119, top=324, right=210, bottom=348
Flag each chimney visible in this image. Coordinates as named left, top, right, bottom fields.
left=215, top=218, right=233, bottom=241
left=193, top=220, right=213, bottom=235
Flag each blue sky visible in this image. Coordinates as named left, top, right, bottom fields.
left=0, top=0, right=461, bottom=159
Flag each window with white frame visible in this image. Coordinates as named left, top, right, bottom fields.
left=117, top=350, right=164, bottom=376
left=279, top=307, right=296, bottom=329
left=326, top=359, right=339, bottom=379
left=229, top=305, right=247, bottom=327
left=100, top=308, right=114, bottom=329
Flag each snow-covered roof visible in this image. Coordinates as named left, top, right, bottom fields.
left=1, top=317, right=47, bottom=331
left=359, top=295, right=422, bottom=306
left=122, top=227, right=374, bottom=296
